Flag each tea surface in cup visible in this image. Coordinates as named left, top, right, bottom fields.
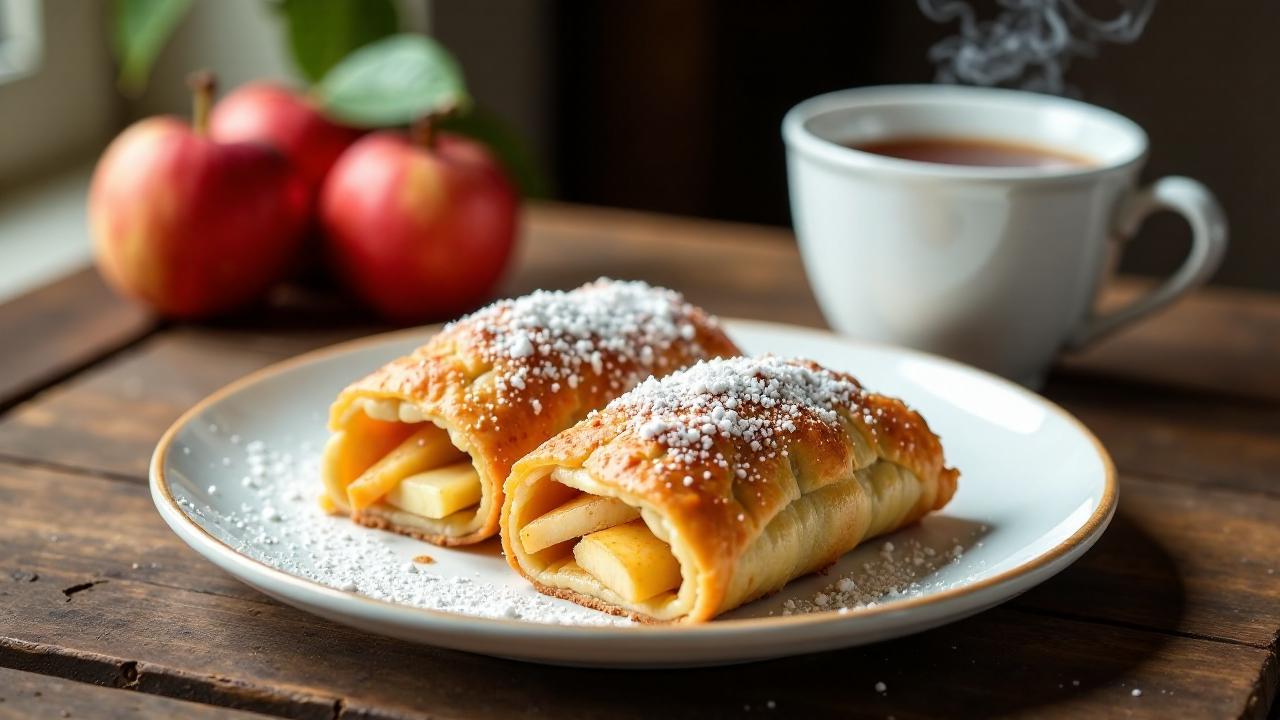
left=851, top=136, right=1094, bottom=169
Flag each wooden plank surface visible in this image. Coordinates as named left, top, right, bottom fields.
left=0, top=268, right=155, bottom=412
left=0, top=333, right=293, bottom=479
left=1060, top=278, right=1280, bottom=403
left=1046, top=376, right=1280, bottom=496
left=0, top=466, right=1272, bottom=719
left=1016, top=475, right=1280, bottom=649
left=0, top=666, right=275, bottom=720
left=1, top=202, right=1279, bottom=718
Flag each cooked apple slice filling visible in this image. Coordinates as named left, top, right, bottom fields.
left=574, top=520, right=683, bottom=602
left=519, top=488, right=683, bottom=603
left=341, top=399, right=486, bottom=520
left=384, top=462, right=483, bottom=519
left=346, top=425, right=465, bottom=510
left=519, top=494, right=640, bottom=554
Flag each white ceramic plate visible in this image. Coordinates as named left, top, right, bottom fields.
left=151, top=320, right=1115, bottom=667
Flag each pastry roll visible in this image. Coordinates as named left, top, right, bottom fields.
left=502, top=356, right=959, bottom=622
left=322, top=279, right=740, bottom=546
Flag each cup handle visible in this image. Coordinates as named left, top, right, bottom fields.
left=1067, top=176, right=1229, bottom=349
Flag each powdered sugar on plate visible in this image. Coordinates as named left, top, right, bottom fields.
left=175, top=437, right=630, bottom=626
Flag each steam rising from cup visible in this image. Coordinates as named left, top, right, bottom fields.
left=919, top=0, right=1156, bottom=95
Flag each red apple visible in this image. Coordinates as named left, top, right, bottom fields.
left=89, top=74, right=309, bottom=319
left=209, top=83, right=362, bottom=194
left=319, top=125, right=519, bottom=322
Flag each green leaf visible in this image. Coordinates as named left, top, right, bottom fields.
left=316, top=34, right=469, bottom=128
left=113, top=0, right=193, bottom=96
left=280, top=0, right=398, bottom=84
left=440, top=107, right=550, bottom=199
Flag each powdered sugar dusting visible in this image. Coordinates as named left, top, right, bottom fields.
left=176, top=438, right=629, bottom=626
left=449, top=279, right=716, bottom=429
left=609, top=356, right=866, bottom=484
left=772, top=535, right=983, bottom=616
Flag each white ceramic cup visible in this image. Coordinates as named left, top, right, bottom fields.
left=783, top=85, right=1228, bottom=386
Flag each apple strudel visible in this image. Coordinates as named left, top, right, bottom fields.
left=502, top=356, right=958, bottom=621
left=321, top=279, right=740, bottom=546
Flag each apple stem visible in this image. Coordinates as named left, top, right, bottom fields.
left=187, top=70, right=217, bottom=136
left=410, top=116, right=437, bottom=149
left=410, top=102, right=459, bottom=149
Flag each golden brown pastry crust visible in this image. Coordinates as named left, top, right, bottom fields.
left=324, top=281, right=741, bottom=546
left=503, top=357, right=959, bottom=621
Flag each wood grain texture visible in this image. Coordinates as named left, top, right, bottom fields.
left=6, top=590, right=1270, bottom=720
left=0, top=666, right=276, bottom=720
left=1060, top=279, right=1280, bottom=403
left=0, top=463, right=1276, bottom=718
left=0, top=268, right=155, bottom=412
left=0, top=333, right=291, bottom=479
left=1047, top=376, right=1280, bottom=496
left=1016, top=475, right=1280, bottom=649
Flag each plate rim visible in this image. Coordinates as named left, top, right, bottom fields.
left=149, top=318, right=1117, bottom=638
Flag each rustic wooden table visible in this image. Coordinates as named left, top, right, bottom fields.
left=1, top=203, right=1277, bottom=719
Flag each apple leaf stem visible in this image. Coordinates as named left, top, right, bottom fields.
left=187, top=70, right=218, bottom=135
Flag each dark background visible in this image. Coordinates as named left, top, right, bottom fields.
left=535, top=1, right=1276, bottom=291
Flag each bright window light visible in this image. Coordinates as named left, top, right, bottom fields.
left=0, top=0, right=41, bottom=83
